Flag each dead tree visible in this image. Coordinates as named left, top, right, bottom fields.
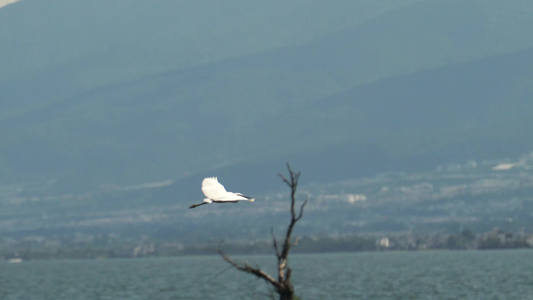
left=217, top=164, right=308, bottom=300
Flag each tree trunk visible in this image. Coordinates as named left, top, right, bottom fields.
left=279, top=291, right=293, bottom=300
left=278, top=285, right=294, bottom=300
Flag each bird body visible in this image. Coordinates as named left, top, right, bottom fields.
left=189, top=177, right=255, bottom=209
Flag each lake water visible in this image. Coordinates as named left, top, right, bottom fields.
left=1, top=250, right=532, bottom=299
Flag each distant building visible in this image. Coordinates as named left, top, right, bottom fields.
left=492, top=163, right=516, bottom=171
left=378, top=237, right=390, bottom=248
left=347, top=194, right=366, bottom=204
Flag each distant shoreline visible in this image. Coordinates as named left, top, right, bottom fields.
left=2, top=240, right=532, bottom=262
left=2, top=248, right=533, bottom=263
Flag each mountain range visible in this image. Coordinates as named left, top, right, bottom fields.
left=1, top=0, right=533, bottom=196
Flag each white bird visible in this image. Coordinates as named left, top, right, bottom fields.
left=189, top=177, right=255, bottom=209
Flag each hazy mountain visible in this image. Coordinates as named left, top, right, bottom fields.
left=1, top=0, right=533, bottom=194
left=0, top=0, right=422, bottom=109
left=167, top=46, right=533, bottom=194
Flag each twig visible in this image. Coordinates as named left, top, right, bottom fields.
left=271, top=228, right=280, bottom=258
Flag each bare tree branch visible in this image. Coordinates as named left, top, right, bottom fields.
left=217, top=163, right=305, bottom=300
left=296, top=196, right=308, bottom=221
left=216, top=248, right=280, bottom=289
left=292, top=236, right=300, bottom=248
left=271, top=228, right=280, bottom=258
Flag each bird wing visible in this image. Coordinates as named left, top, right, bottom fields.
left=201, top=177, right=227, bottom=199
left=213, top=192, right=248, bottom=202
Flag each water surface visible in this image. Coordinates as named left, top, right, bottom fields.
left=1, top=250, right=532, bottom=299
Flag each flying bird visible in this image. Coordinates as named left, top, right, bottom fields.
left=189, top=177, right=255, bottom=209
